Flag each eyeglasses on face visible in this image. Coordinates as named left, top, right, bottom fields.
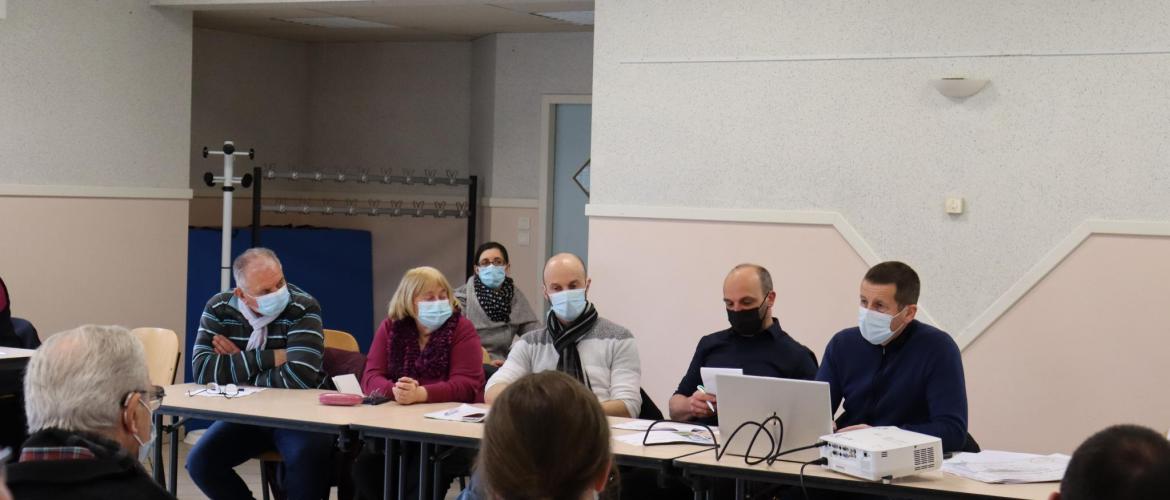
left=123, top=385, right=166, bottom=411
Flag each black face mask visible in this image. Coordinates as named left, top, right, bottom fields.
left=726, top=302, right=768, bottom=337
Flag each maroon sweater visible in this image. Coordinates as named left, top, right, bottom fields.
left=361, top=315, right=485, bottom=403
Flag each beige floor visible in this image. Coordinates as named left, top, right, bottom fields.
left=145, top=440, right=461, bottom=500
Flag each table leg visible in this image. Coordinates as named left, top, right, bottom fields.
left=418, top=442, right=431, bottom=500
left=167, top=419, right=179, bottom=496
left=398, top=440, right=408, bottom=500
left=432, top=447, right=444, bottom=500
left=384, top=438, right=395, bottom=500
left=735, top=478, right=745, bottom=500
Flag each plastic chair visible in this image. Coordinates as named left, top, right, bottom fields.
left=130, top=327, right=181, bottom=386
left=259, top=328, right=359, bottom=500
left=324, top=328, right=360, bottom=352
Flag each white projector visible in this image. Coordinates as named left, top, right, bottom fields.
left=819, top=427, right=942, bottom=481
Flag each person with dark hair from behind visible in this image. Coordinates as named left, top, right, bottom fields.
left=1052, top=424, right=1170, bottom=500
left=454, top=242, right=541, bottom=372
left=817, top=261, right=970, bottom=452
left=477, top=371, right=616, bottom=500
left=0, top=276, right=21, bottom=348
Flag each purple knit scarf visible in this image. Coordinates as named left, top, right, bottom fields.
left=386, top=313, right=459, bottom=381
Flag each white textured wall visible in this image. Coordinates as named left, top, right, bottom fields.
left=307, top=42, right=471, bottom=184
left=470, top=35, right=498, bottom=186
left=0, top=0, right=192, bottom=340
left=487, top=32, right=593, bottom=199
left=592, top=0, right=1170, bottom=335
left=0, top=0, right=192, bottom=188
left=191, top=29, right=308, bottom=194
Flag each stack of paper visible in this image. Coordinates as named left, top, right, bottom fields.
left=612, top=420, right=717, bottom=446
left=614, top=430, right=715, bottom=446
left=942, top=450, right=1070, bottom=484
left=424, top=404, right=488, bottom=423
left=612, top=420, right=711, bottom=432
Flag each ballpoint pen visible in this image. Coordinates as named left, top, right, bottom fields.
left=696, top=385, right=717, bottom=414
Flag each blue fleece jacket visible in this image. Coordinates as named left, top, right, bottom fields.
left=816, top=319, right=969, bottom=452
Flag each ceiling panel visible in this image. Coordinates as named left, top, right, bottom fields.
left=182, top=0, right=591, bottom=42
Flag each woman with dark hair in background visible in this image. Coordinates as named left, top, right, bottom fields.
left=455, top=242, right=541, bottom=370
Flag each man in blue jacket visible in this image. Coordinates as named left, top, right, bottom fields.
left=816, top=261, right=970, bottom=452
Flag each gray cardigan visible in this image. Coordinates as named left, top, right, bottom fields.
left=454, top=277, right=541, bottom=361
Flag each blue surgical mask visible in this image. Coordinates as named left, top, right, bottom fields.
left=858, top=306, right=907, bottom=345
left=133, top=399, right=156, bottom=463
left=417, top=299, right=454, bottom=331
left=549, top=289, right=588, bottom=322
left=477, top=265, right=506, bottom=289
left=254, top=285, right=290, bottom=316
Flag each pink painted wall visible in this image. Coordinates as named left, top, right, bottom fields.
left=588, top=217, right=868, bottom=412
left=965, top=233, right=1170, bottom=454
left=0, top=197, right=189, bottom=339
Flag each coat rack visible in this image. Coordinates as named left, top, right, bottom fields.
left=250, top=166, right=479, bottom=278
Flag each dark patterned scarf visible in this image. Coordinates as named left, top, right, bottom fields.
left=546, top=303, right=599, bottom=388
left=473, top=274, right=514, bottom=323
left=386, top=313, right=459, bottom=382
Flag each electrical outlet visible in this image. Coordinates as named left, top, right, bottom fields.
left=945, top=197, right=964, bottom=215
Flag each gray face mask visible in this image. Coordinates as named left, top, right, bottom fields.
left=132, top=399, right=156, bottom=463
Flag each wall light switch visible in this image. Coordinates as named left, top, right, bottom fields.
left=518, top=216, right=531, bottom=230
left=517, top=231, right=531, bottom=246
left=945, top=197, right=964, bottom=215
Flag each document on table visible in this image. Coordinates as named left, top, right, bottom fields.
left=612, top=420, right=714, bottom=433
left=424, top=404, right=488, bottom=423
left=942, top=450, right=1070, bottom=484
left=332, top=374, right=364, bottom=396
left=615, top=429, right=715, bottom=446
left=186, top=386, right=267, bottom=398
left=700, top=367, right=743, bottom=395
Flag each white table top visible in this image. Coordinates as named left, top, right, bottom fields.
left=0, top=347, right=35, bottom=360
left=674, top=449, right=1057, bottom=499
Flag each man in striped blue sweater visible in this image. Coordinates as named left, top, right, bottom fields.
left=187, top=248, right=334, bottom=500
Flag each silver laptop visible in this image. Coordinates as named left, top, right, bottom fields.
left=716, top=374, right=833, bottom=462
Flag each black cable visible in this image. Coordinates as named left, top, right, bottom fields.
left=715, top=413, right=785, bottom=466
left=641, top=420, right=719, bottom=448
left=766, top=440, right=828, bottom=466
left=800, top=457, right=828, bottom=500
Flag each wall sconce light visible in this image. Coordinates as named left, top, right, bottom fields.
left=932, top=77, right=989, bottom=99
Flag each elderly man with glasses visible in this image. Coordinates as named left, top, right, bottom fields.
left=5, top=324, right=172, bottom=500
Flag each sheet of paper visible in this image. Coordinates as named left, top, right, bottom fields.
left=332, top=374, right=364, bottom=396
left=185, top=386, right=267, bottom=399
left=424, top=404, right=489, bottom=423
left=942, top=451, right=1069, bottom=484
left=700, top=367, right=743, bottom=395
left=615, top=429, right=715, bottom=446
left=612, top=420, right=713, bottom=433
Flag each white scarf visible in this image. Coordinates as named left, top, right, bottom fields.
left=238, top=301, right=280, bottom=351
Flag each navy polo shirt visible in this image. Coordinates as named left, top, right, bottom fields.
left=816, top=319, right=969, bottom=452
left=675, top=320, right=818, bottom=425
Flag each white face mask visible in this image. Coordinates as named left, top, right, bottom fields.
left=858, top=306, right=907, bottom=345
left=132, top=399, right=156, bottom=463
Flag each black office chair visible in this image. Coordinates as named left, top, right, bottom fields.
left=11, top=317, right=40, bottom=349
left=637, top=388, right=663, bottom=421
left=961, top=432, right=982, bottom=453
